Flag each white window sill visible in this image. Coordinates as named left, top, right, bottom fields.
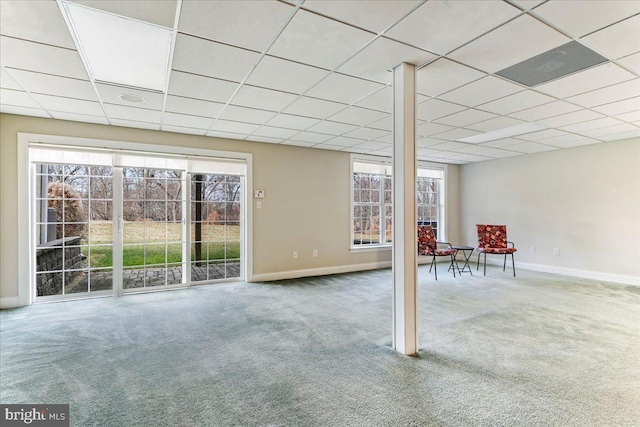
left=350, top=245, right=392, bottom=253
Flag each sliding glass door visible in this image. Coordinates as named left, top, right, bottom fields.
left=31, top=146, right=246, bottom=301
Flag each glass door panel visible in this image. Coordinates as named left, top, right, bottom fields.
left=122, top=168, right=185, bottom=290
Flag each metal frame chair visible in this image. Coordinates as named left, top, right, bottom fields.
left=476, top=224, right=517, bottom=276
left=418, top=224, right=456, bottom=280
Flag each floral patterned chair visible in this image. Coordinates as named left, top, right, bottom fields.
left=476, top=224, right=517, bottom=276
left=418, top=224, right=457, bottom=280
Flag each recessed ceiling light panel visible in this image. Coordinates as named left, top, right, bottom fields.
left=458, top=123, right=549, bottom=144
left=61, top=1, right=173, bottom=92
left=496, top=41, right=608, bottom=87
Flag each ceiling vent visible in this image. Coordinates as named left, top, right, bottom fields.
left=496, top=41, right=608, bottom=87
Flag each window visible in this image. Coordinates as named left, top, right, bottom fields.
left=351, top=155, right=445, bottom=248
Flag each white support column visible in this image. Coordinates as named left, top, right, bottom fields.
left=392, top=62, right=418, bottom=356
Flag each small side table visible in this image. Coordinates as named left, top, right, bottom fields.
left=451, top=245, right=474, bottom=275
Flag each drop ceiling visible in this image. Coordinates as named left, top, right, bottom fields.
left=1, top=0, right=639, bottom=164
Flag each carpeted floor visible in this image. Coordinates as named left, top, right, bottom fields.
left=1, top=266, right=639, bottom=426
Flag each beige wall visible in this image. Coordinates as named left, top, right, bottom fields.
left=459, top=137, right=640, bottom=279
left=0, top=113, right=460, bottom=300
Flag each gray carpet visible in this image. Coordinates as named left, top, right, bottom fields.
left=1, top=266, right=639, bottom=426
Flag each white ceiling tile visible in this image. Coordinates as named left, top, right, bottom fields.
left=173, top=34, right=260, bottom=82
left=231, top=85, right=298, bottom=112
left=70, top=0, right=177, bottom=27
left=439, top=76, right=523, bottom=107
left=104, top=104, right=161, bottom=123
left=283, top=96, right=347, bottom=119
left=434, top=109, right=497, bottom=127
left=302, top=1, right=421, bottom=33
left=343, top=127, right=389, bottom=140
left=269, top=9, right=374, bottom=70
left=327, top=106, right=388, bottom=126
left=355, top=87, right=391, bottom=112
left=320, top=136, right=364, bottom=150
left=210, top=120, right=260, bottom=135
left=536, top=109, right=605, bottom=127
left=163, top=112, right=213, bottom=129
left=450, top=15, right=570, bottom=73
left=306, top=73, right=385, bottom=104
left=287, top=131, right=333, bottom=143
left=165, top=95, right=225, bottom=118
left=339, top=37, right=436, bottom=83
left=374, top=133, right=393, bottom=143
left=510, top=1, right=546, bottom=10
left=178, top=0, right=293, bottom=52
left=551, top=138, right=601, bottom=148
left=367, top=115, right=392, bottom=131
left=246, top=56, right=329, bottom=94
left=417, top=99, right=467, bottom=121
left=507, top=141, right=557, bottom=153
left=306, top=120, right=358, bottom=135
left=449, top=153, right=494, bottom=162
left=560, top=117, right=626, bottom=133
left=249, top=136, right=284, bottom=144
left=0, top=88, right=41, bottom=109
left=314, top=143, right=345, bottom=151
left=162, top=124, right=206, bottom=136
left=0, top=37, right=88, bottom=80
left=351, top=140, right=390, bottom=150
left=465, top=116, right=527, bottom=133
left=577, top=123, right=639, bottom=139
left=96, top=84, right=164, bottom=110
left=0, top=104, right=49, bottom=118
left=416, top=122, right=455, bottom=137
left=428, top=141, right=471, bottom=151
left=206, top=130, right=246, bottom=140
left=168, top=71, right=239, bottom=104
left=6, top=69, right=97, bottom=101
left=284, top=140, right=316, bottom=148
left=617, top=52, right=640, bottom=74
left=49, top=110, right=108, bottom=125
left=429, top=128, right=481, bottom=141
left=615, top=110, right=640, bottom=123
left=0, top=68, right=22, bottom=90
left=509, top=100, right=582, bottom=121
left=582, top=15, right=640, bottom=59
left=534, top=1, right=640, bottom=38
left=481, top=138, right=525, bottom=148
left=600, top=129, right=640, bottom=141
left=478, top=90, right=555, bottom=115
left=536, top=63, right=636, bottom=98
left=218, top=105, right=277, bottom=125
left=110, top=118, right=160, bottom=131
left=417, top=147, right=443, bottom=156
left=540, top=133, right=595, bottom=146
left=417, top=138, right=450, bottom=148
left=567, top=79, right=640, bottom=108
left=266, top=114, right=320, bottom=130
left=252, top=126, right=299, bottom=139
left=32, top=93, right=104, bottom=116
left=416, top=58, right=486, bottom=97
left=515, top=129, right=568, bottom=142
left=386, top=0, right=520, bottom=55
left=0, top=0, right=75, bottom=48
left=592, top=97, right=640, bottom=116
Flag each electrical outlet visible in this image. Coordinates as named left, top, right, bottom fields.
left=293, top=251, right=298, bottom=259
left=313, top=250, right=318, bottom=257
left=553, top=248, right=560, bottom=256
left=530, top=246, right=535, bottom=253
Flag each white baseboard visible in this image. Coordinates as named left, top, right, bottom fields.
left=480, top=257, right=639, bottom=287
left=250, top=258, right=440, bottom=282
left=250, top=261, right=392, bottom=282
left=0, top=296, right=21, bottom=309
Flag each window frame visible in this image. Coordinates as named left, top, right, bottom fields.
left=350, top=153, right=447, bottom=252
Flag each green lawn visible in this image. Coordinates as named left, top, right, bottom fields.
left=85, top=221, right=240, bottom=268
